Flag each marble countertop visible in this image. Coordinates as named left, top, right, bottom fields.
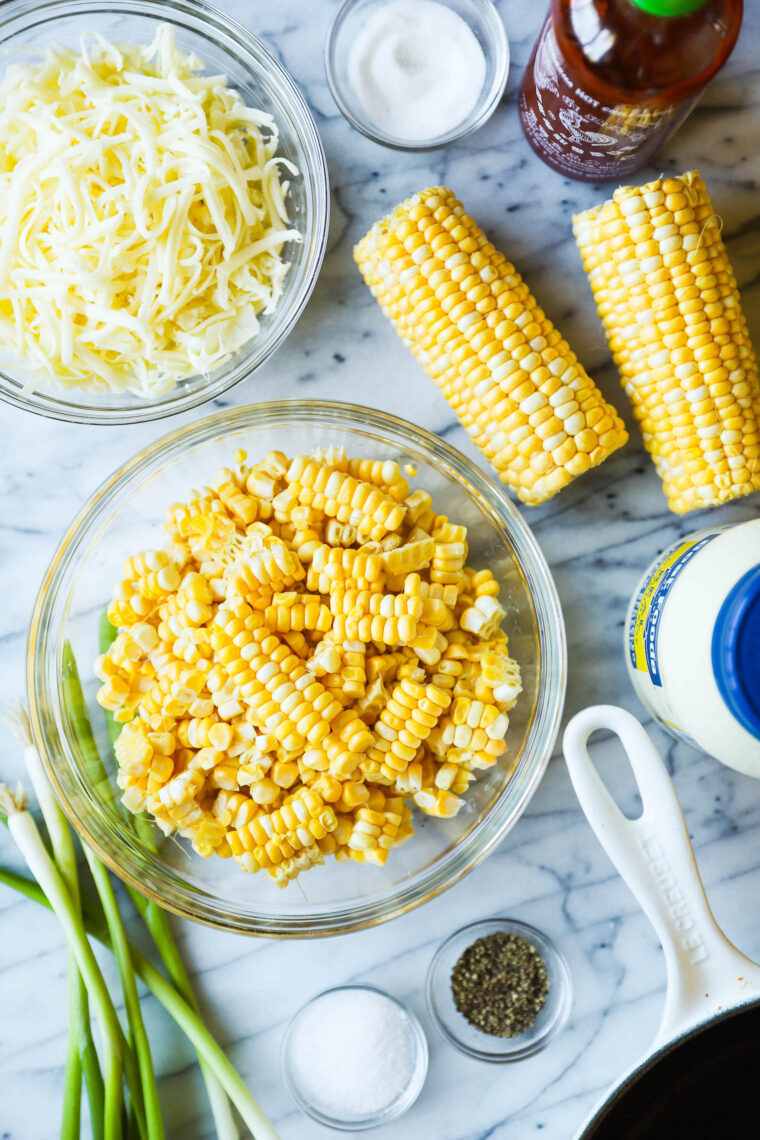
left=1, top=2, right=759, bottom=1137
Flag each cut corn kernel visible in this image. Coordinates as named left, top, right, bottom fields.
left=98, top=447, right=523, bottom=886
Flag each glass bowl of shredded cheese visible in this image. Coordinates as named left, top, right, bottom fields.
left=28, top=401, right=566, bottom=936
left=0, top=0, right=328, bottom=424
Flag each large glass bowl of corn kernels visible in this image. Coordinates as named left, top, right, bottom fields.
left=27, top=401, right=566, bottom=936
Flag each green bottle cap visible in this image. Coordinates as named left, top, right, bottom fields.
left=629, top=0, right=708, bottom=14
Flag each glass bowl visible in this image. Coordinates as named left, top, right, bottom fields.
left=281, top=985, right=428, bottom=1130
left=325, top=0, right=509, bottom=150
left=0, top=0, right=329, bottom=425
left=426, top=918, right=573, bottom=1061
left=27, top=401, right=566, bottom=936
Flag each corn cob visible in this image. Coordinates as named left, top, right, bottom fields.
left=330, top=617, right=408, bottom=647
left=574, top=171, right=760, bottom=513
left=355, top=186, right=628, bottom=505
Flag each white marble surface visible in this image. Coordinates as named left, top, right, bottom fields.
left=1, top=2, right=760, bottom=1137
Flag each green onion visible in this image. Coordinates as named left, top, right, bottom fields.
left=62, top=1015, right=83, bottom=1140
left=0, top=862, right=48, bottom=902
left=126, top=890, right=240, bottom=1140
left=0, top=784, right=124, bottom=1140
left=5, top=703, right=103, bottom=1140
left=83, top=848, right=164, bottom=1140
left=76, top=969, right=106, bottom=1140
left=0, top=860, right=281, bottom=1139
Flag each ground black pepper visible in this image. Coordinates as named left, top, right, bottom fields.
left=450, top=931, right=549, bottom=1037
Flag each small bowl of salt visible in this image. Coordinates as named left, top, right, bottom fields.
left=282, top=984, right=429, bottom=1130
left=325, top=0, right=509, bottom=150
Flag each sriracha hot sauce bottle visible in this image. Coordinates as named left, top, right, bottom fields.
left=518, top=0, right=743, bottom=182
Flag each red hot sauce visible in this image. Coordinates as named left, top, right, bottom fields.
left=518, top=0, right=743, bottom=182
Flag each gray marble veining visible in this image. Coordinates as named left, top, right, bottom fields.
left=0, top=1, right=759, bottom=1137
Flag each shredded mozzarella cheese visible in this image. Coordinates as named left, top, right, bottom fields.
left=0, top=27, right=301, bottom=396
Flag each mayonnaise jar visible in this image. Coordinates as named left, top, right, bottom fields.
left=626, top=519, right=760, bottom=776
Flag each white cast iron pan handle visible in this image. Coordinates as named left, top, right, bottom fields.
left=564, top=705, right=760, bottom=1050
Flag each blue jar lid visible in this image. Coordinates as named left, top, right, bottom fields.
left=712, top=564, right=760, bottom=741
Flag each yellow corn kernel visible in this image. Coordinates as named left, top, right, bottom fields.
left=366, top=652, right=405, bottom=682
left=460, top=595, right=506, bottom=639
left=404, top=489, right=434, bottom=527
left=413, top=787, right=463, bottom=818
left=324, top=519, right=358, bottom=547
left=272, top=760, right=300, bottom=788
left=336, top=780, right=370, bottom=811
left=354, top=677, right=387, bottom=723
left=381, top=535, right=435, bottom=575
left=311, top=773, right=343, bottom=802
left=306, top=642, right=342, bottom=676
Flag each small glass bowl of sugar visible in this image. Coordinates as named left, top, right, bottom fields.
left=325, top=0, right=509, bottom=150
left=282, top=985, right=429, bottom=1129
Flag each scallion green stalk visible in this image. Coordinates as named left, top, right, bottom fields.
left=122, top=949, right=280, bottom=1140
left=126, top=890, right=239, bottom=1140
left=46, top=663, right=150, bottom=1140
left=83, top=849, right=164, bottom=1140
left=75, top=967, right=106, bottom=1140
left=0, top=784, right=125, bottom=1140
left=5, top=704, right=104, bottom=1140
left=0, top=862, right=47, bottom=901
left=0, top=862, right=281, bottom=1140
left=62, top=1012, right=83, bottom=1140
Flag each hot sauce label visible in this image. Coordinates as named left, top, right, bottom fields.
left=519, top=17, right=686, bottom=178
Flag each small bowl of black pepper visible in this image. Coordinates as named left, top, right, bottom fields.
left=426, top=919, right=572, bottom=1062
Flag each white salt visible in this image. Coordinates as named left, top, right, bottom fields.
left=287, top=987, right=416, bottom=1119
left=346, top=0, right=487, bottom=142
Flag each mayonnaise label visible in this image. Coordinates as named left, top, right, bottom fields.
left=629, top=534, right=718, bottom=686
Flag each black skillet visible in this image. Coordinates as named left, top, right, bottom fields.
left=563, top=705, right=760, bottom=1139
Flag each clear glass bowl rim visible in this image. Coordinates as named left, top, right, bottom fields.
left=281, top=984, right=429, bottom=1130
left=425, top=917, right=573, bottom=1061
left=27, top=400, right=567, bottom=937
left=324, top=0, right=509, bottom=151
left=0, top=0, right=330, bottom=425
